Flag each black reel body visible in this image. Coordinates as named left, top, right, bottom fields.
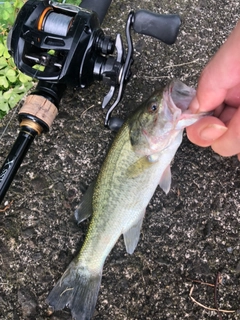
left=9, top=0, right=108, bottom=88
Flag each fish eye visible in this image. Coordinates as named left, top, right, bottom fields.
left=148, top=103, right=158, bottom=113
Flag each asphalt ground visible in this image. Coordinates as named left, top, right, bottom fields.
left=0, top=1, right=240, bottom=319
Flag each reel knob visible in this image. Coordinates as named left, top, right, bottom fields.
left=133, top=10, right=181, bottom=45
left=107, top=117, right=124, bottom=132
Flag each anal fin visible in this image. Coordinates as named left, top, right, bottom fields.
left=74, top=180, right=95, bottom=224
left=123, top=211, right=145, bottom=254
left=159, top=165, right=171, bottom=194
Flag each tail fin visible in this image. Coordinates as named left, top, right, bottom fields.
left=46, top=260, right=102, bottom=320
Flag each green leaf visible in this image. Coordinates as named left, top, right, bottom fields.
left=14, top=0, right=24, bottom=10
left=0, top=57, right=8, bottom=68
left=0, top=75, right=9, bottom=88
left=3, top=50, right=10, bottom=59
left=6, top=68, right=17, bottom=83
left=2, top=11, right=10, bottom=22
left=8, top=57, right=17, bottom=68
left=3, top=2, right=12, bottom=9
left=0, top=67, right=7, bottom=75
left=1, top=103, right=10, bottom=112
left=0, top=0, right=27, bottom=119
left=11, top=84, right=26, bottom=94
left=33, top=64, right=45, bottom=71
left=6, top=92, right=21, bottom=108
left=3, top=89, right=12, bottom=100
left=0, top=95, right=9, bottom=112
left=19, top=72, right=32, bottom=83
left=0, top=43, right=6, bottom=56
left=24, top=81, right=34, bottom=91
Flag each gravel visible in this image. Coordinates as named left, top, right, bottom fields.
left=1, top=0, right=240, bottom=319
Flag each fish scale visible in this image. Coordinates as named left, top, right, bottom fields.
left=47, top=79, right=209, bottom=320
left=81, top=123, right=150, bottom=266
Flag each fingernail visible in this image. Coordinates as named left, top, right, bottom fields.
left=189, top=97, right=200, bottom=113
left=200, top=124, right=228, bottom=141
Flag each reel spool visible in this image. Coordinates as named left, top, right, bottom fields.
left=37, top=6, right=74, bottom=37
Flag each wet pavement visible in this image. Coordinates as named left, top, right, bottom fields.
left=1, top=0, right=240, bottom=319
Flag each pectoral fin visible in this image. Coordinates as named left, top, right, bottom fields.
left=159, top=165, right=171, bottom=194
left=123, top=211, right=145, bottom=254
left=74, top=180, right=95, bottom=224
left=126, top=157, right=154, bottom=178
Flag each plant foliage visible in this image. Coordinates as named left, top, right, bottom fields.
left=0, top=0, right=34, bottom=119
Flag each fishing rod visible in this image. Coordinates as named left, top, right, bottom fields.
left=0, top=0, right=181, bottom=204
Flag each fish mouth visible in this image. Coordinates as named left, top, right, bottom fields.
left=167, top=79, right=196, bottom=114
left=134, top=80, right=199, bottom=156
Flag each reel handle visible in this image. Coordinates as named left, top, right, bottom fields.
left=133, top=10, right=181, bottom=45
left=80, top=0, right=112, bottom=24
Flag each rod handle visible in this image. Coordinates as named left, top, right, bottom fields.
left=0, top=94, right=58, bottom=203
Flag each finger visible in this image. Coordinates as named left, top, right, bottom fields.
left=218, top=105, right=238, bottom=124
left=190, top=21, right=240, bottom=113
left=213, top=103, right=225, bottom=117
left=190, top=67, right=228, bottom=112
left=186, top=116, right=227, bottom=147
left=211, top=107, right=240, bottom=156
left=225, top=83, right=240, bottom=107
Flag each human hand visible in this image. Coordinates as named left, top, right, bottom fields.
left=186, top=21, right=240, bottom=160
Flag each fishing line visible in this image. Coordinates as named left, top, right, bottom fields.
left=43, top=12, right=73, bottom=36
left=39, top=8, right=74, bottom=37
left=0, top=105, right=18, bottom=141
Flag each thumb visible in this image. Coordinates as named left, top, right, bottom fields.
left=186, top=116, right=227, bottom=147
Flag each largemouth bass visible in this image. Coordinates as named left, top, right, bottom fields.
left=47, top=79, right=207, bottom=320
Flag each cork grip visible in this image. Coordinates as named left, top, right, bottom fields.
left=19, top=95, right=58, bottom=129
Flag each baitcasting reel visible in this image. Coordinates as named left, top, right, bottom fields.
left=0, top=0, right=181, bottom=203
left=8, top=0, right=181, bottom=127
